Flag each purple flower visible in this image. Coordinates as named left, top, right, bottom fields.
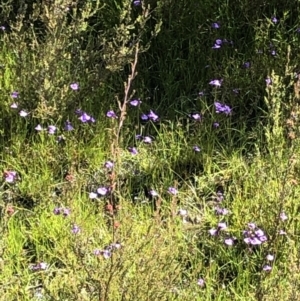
left=62, top=208, right=71, bottom=217
left=128, top=147, right=138, bottom=155
left=141, top=114, right=149, bottom=121
left=243, top=62, right=251, bottom=68
left=130, top=99, right=142, bottom=106
left=53, top=207, right=61, bottom=215
left=136, top=134, right=143, bottom=140
left=224, top=238, right=235, bottom=246
left=19, top=110, right=28, bottom=117
left=215, top=207, right=229, bottom=215
left=133, top=0, right=141, bottom=6
left=11, top=91, right=19, bottom=98
left=89, top=192, right=98, bottom=199
left=149, top=189, right=158, bottom=196
left=178, top=209, right=188, bottom=217
left=271, top=50, right=276, bottom=56
left=106, top=110, right=118, bottom=118
left=193, top=146, right=201, bottom=152
left=64, top=121, right=74, bottom=131
left=212, top=43, right=221, bottom=49
left=70, top=82, right=79, bottom=90
left=209, top=228, right=218, bottom=236
left=10, top=102, right=18, bottom=109
left=265, top=77, right=272, bottom=86
left=48, top=125, right=56, bottom=134
left=266, top=254, right=274, bottom=261
left=280, top=212, right=288, bottom=221
left=213, top=122, right=219, bottom=128
left=243, top=223, right=267, bottom=246
left=197, top=278, right=205, bottom=287
left=198, top=91, right=205, bottom=97
left=271, top=16, right=278, bottom=24
left=93, top=249, right=101, bottom=256
left=97, top=187, right=108, bottom=196
left=4, top=171, right=17, bottom=183
left=148, top=110, right=159, bottom=122
left=104, top=161, right=114, bottom=169
left=168, top=187, right=178, bottom=195
left=212, top=22, right=220, bottom=29
left=209, top=79, right=222, bottom=87
left=190, top=113, right=201, bottom=121
left=71, top=224, right=81, bottom=234
left=30, top=262, right=49, bottom=271
left=263, top=265, right=272, bottom=271
left=143, top=136, right=152, bottom=143
left=78, top=112, right=95, bottom=123
left=214, top=102, right=231, bottom=115
left=35, top=124, right=43, bottom=131
left=218, top=222, right=227, bottom=230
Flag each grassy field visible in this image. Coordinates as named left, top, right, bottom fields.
left=0, top=0, right=300, bottom=300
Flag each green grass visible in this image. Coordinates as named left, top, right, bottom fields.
left=0, top=0, right=300, bottom=300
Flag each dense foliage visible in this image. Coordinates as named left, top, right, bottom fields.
left=0, top=0, right=300, bottom=300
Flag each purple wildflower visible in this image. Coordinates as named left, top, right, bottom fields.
left=280, top=211, right=288, bottom=221
left=209, top=79, right=222, bottom=87
left=133, top=0, right=141, bottom=6
left=11, top=91, right=19, bottom=98
left=266, top=254, right=274, bottom=261
left=178, top=209, right=188, bottom=217
left=243, top=223, right=267, bottom=246
left=53, top=207, right=61, bottom=215
left=64, top=121, right=74, bottom=131
left=48, top=125, right=56, bottom=135
left=4, top=171, right=17, bottom=183
left=215, top=207, right=229, bottom=215
left=97, top=187, right=108, bottom=196
left=78, top=112, right=95, bottom=123
left=197, top=278, right=205, bottom=287
left=70, top=82, right=79, bottom=90
left=89, top=192, right=98, bottom=199
left=128, top=147, right=138, bottom=155
left=149, top=189, right=158, bottom=196
left=271, top=16, right=278, bottom=24
left=19, top=110, right=28, bottom=117
left=71, top=224, right=81, bottom=234
left=168, top=187, right=178, bottom=195
left=211, top=22, right=220, bottom=29
left=243, top=62, right=251, bottom=68
left=141, top=114, right=149, bottom=121
left=263, top=265, right=272, bottom=271
left=224, top=238, right=235, bottom=246
left=30, top=262, right=49, bottom=271
left=143, top=136, right=152, bottom=143
left=209, top=228, right=218, bottom=236
left=193, top=146, right=201, bottom=152
left=10, top=102, right=18, bottom=109
left=104, top=161, right=114, bottom=169
left=130, top=99, right=142, bottom=106
left=148, top=110, right=159, bottom=122
left=265, top=77, right=272, bottom=86
left=62, top=208, right=71, bottom=217
left=214, top=102, right=231, bottom=115
left=106, top=110, right=118, bottom=119
left=190, top=113, right=201, bottom=121
left=35, top=124, right=43, bottom=131
left=213, top=122, right=219, bottom=128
